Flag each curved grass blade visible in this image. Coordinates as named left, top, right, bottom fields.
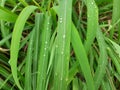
left=71, top=22, right=95, bottom=90
left=94, top=28, right=108, bottom=89
left=84, top=0, right=98, bottom=52
left=52, top=0, right=72, bottom=90
left=36, top=13, right=52, bottom=90
left=9, top=6, right=37, bottom=90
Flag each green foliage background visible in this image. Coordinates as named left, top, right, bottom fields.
left=0, top=0, right=120, bottom=90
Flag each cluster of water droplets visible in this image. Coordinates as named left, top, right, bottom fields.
left=43, top=21, right=50, bottom=57
left=59, top=17, right=63, bottom=23
left=43, top=41, right=48, bottom=57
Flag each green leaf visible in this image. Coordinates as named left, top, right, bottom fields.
left=71, top=22, right=95, bottom=90
left=9, top=6, right=37, bottom=90
left=24, top=29, right=35, bottom=90
left=52, top=0, right=72, bottom=90
left=0, top=6, right=17, bottom=22
left=36, top=13, right=52, bottom=90
left=94, top=28, right=108, bottom=89
left=84, top=0, right=98, bottom=52
left=32, top=13, right=44, bottom=90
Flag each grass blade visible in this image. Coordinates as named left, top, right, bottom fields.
left=72, top=78, right=80, bottom=90
left=107, top=48, right=120, bottom=74
left=32, top=13, right=44, bottom=90
left=52, top=0, right=72, bottom=90
left=84, top=0, right=98, bottom=52
left=9, top=6, right=37, bottom=90
left=0, top=33, right=12, bottom=46
left=24, top=29, right=35, bottom=90
left=107, top=38, right=120, bottom=58
left=71, top=22, right=95, bottom=90
left=19, top=0, right=28, bottom=7
left=68, top=60, right=79, bottom=84
left=110, top=0, right=120, bottom=40
left=94, top=28, right=108, bottom=89
left=36, top=13, right=52, bottom=90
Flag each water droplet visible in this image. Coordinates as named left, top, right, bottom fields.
left=48, top=22, right=50, bottom=25
left=109, top=25, right=112, bottom=29
left=56, top=45, right=58, bottom=48
left=55, top=73, right=57, bottom=76
left=45, top=41, right=48, bottom=44
left=59, top=17, right=63, bottom=23
left=63, top=35, right=65, bottom=39
left=8, top=60, right=11, bottom=64
left=43, top=54, right=46, bottom=57
left=88, top=15, right=90, bottom=18
left=61, top=51, right=64, bottom=54
left=44, top=48, right=47, bottom=50
left=91, top=2, right=94, bottom=5
left=60, top=77, right=62, bottom=81
left=66, top=78, right=68, bottom=81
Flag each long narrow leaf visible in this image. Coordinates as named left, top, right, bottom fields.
left=9, top=6, right=37, bottom=90
left=84, top=0, right=98, bottom=52
left=94, top=28, right=108, bottom=89
left=24, top=29, right=35, bottom=90
left=32, top=13, right=44, bottom=90
left=71, top=22, right=95, bottom=90
left=52, top=0, right=72, bottom=90
left=110, top=0, right=120, bottom=40
left=36, top=13, right=52, bottom=90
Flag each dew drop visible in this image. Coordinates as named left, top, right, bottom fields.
left=43, top=54, right=46, bottom=57
left=66, top=78, right=68, bottom=81
left=55, top=73, right=57, bottom=76
left=63, top=35, right=66, bottom=39
left=109, top=25, right=112, bottom=29
left=8, top=60, right=11, bottom=64
left=56, top=45, right=58, bottom=48
left=45, top=41, right=48, bottom=44
left=60, top=77, right=63, bottom=81
left=61, top=51, right=64, bottom=54
left=91, top=2, right=94, bottom=5
left=59, top=17, right=63, bottom=23
left=44, top=48, right=47, bottom=50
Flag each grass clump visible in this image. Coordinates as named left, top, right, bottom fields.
left=0, top=0, right=120, bottom=90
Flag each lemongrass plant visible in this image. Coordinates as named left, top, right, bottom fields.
left=1, top=0, right=120, bottom=90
